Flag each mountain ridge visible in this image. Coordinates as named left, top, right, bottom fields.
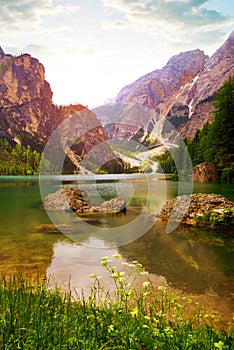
left=111, top=31, right=234, bottom=140
left=0, top=31, right=233, bottom=174
left=116, top=49, right=208, bottom=107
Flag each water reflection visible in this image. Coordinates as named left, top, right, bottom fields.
left=0, top=175, right=233, bottom=321
left=120, top=221, right=234, bottom=294
left=119, top=220, right=234, bottom=320
left=46, top=239, right=169, bottom=299
left=47, top=242, right=124, bottom=296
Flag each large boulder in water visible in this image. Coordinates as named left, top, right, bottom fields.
left=44, top=186, right=126, bottom=214
left=192, top=162, right=219, bottom=183
left=160, top=193, right=234, bottom=228
left=92, top=198, right=126, bottom=213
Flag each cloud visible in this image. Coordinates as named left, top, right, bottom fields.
left=3, top=44, right=96, bottom=58
left=102, top=20, right=130, bottom=30
left=0, top=0, right=79, bottom=33
left=65, top=48, right=96, bottom=55
left=102, top=0, right=234, bottom=45
left=23, top=44, right=52, bottom=56
left=4, top=46, right=19, bottom=56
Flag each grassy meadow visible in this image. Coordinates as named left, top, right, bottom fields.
left=0, top=256, right=233, bottom=349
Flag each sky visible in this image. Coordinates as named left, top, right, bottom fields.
left=1, top=0, right=233, bottom=108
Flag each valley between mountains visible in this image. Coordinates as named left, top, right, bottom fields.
left=0, top=31, right=233, bottom=180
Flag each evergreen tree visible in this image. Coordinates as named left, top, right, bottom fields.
left=211, top=76, right=234, bottom=169
left=0, top=138, right=41, bottom=175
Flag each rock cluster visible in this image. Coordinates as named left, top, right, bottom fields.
left=44, top=186, right=126, bottom=214
left=160, top=193, right=234, bottom=227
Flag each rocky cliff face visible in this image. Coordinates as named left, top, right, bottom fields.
left=0, top=50, right=57, bottom=146
left=0, top=48, right=122, bottom=173
left=179, top=31, right=234, bottom=138
left=116, top=49, right=208, bottom=110
left=94, top=103, right=163, bottom=147
left=112, top=31, right=234, bottom=141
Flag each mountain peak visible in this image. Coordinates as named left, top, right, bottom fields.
left=228, top=30, right=234, bottom=40
left=115, top=47, right=208, bottom=108
left=0, top=48, right=123, bottom=174
left=166, top=49, right=208, bottom=67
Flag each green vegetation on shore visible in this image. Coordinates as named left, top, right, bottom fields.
left=0, top=139, right=41, bottom=175
left=0, top=257, right=233, bottom=349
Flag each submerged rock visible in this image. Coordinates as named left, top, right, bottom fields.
left=44, top=186, right=126, bottom=214
left=32, top=224, right=71, bottom=234
left=160, top=193, right=234, bottom=228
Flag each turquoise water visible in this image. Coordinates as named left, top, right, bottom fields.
left=0, top=175, right=233, bottom=320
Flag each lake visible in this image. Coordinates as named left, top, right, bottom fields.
left=0, top=174, right=233, bottom=322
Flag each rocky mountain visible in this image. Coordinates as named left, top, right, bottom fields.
left=179, top=30, right=234, bottom=138
left=115, top=49, right=208, bottom=109
left=107, top=31, right=234, bottom=141
left=0, top=48, right=124, bottom=173
left=0, top=50, right=56, bottom=146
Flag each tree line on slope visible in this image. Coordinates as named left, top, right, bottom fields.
left=0, top=140, right=41, bottom=175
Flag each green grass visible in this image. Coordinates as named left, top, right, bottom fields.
left=0, top=257, right=233, bottom=349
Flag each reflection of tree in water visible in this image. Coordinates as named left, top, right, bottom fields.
left=119, top=221, right=234, bottom=297
left=0, top=226, right=69, bottom=280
